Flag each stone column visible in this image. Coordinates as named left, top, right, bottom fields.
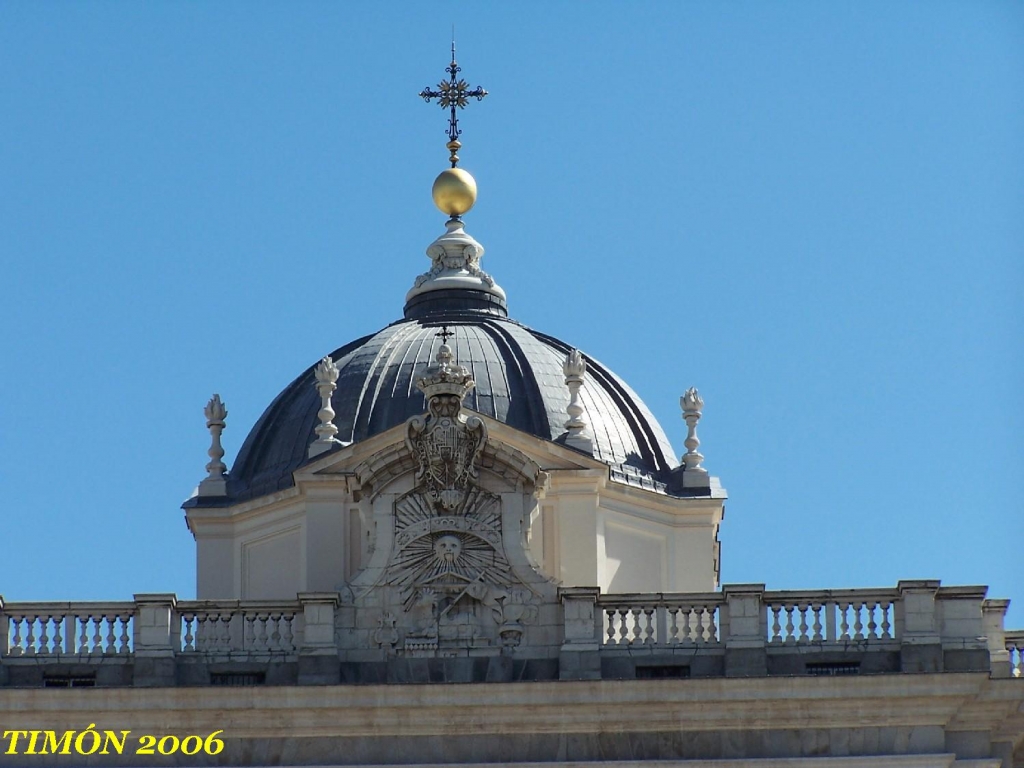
left=297, top=592, right=340, bottom=684
left=982, top=599, right=1011, bottom=679
left=936, top=585, right=989, bottom=672
left=559, top=586, right=601, bottom=680
left=896, top=579, right=941, bottom=672
left=132, top=593, right=178, bottom=687
left=722, top=583, right=767, bottom=677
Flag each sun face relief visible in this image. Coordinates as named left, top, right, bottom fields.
left=433, top=534, right=463, bottom=565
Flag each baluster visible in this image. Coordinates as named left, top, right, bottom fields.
left=682, top=608, right=695, bottom=642
left=10, top=617, right=24, bottom=657
left=797, top=603, right=809, bottom=642
left=603, top=609, right=614, bottom=645
left=880, top=601, right=892, bottom=639
left=825, top=601, right=837, bottom=642
left=244, top=614, right=255, bottom=650
left=282, top=614, right=294, bottom=650
left=105, top=615, right=117, bottom=654
left=811, top=603, right=823, bottom=642
left=199, top=614, right=212, bottom=652
left=24, top=617, right=36, bottom=655
left=194, top=614, right=204, bottom=651
left=119, top=614, right=131, bottom=653
left=268, top=614, right=279, bottom=650
left=264, top=614, right=276, bottom=650
left=192, top=614, right=203, bottom=651
left=52, top=615, right=64, bottom=655
left=865, top=602, right=878, bottom=639
left=92, top=617, right=103, bottom=654
left=182, top=614, right=195, bottom=652
left=617, top=609, right=630, bottom=645
left=204, top=614, right=217, bottom=651
left=203, top=615, right=214, bottom=650
left=257, top=615, right=270, bottom=650
left=711, top=605, right=720, bottom=642
left=784, top=605, right=796, bottom=643
left=221, top=615, right=233, bottom=651
left=838, top=602, right=850, bottom=640
left=274, top=614, right=285, bottom=649
left=205, top=614, right=217, bottom=651
left=78, top=616, right=89, bottom=654
left=771, top=605, right=782, bottom=643
left=626, top=607, right=640, bottom=644
left=642, top=607, right=655, bottom=644
left=666, top=606, right=680, bottom=645
left=213, top=614, right=223, bottom=651
left=853, top=602, right=864, bottom=640
left=38, top=616, right=50, bottom=655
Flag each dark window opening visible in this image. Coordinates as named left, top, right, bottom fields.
left=635, top=665, right=690, bottom=679
left=44, top=675, right=96, bottom=688
left=806, top=662, right=860, bottom=676
left=210, top=672, right=266, bottom=686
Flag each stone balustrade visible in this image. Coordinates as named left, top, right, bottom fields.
left=177, top=601, right=302, bottom=655
left=0, top=584, right=1018, bottom=685
left=598, top=593, right=723, bottom=646
left=763, top=589, right=898, bottom=644
left=3, top=602, right=134, bottom=656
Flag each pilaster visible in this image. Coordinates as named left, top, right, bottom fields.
left=722, top=583, right=767, bottom=677
left=559, top=586, right=601, bottom=680
left=297, top=592, right=340, bottom=684
left=132, top=593, right=178, bottom=687
left=982, top=599, right=1011, bottom=678
left=896, top=579, right=942, bottom=673
left=936, top=584, right=989, bottom=672
left=548, top=470, right=603, bottom=587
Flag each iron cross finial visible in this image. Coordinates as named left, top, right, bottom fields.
left=419, top=41, right=488, bottom=167
left=436, top=325, right=455, bottom=345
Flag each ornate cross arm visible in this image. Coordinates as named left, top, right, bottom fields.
left=419, top=42, right=488, bottom=166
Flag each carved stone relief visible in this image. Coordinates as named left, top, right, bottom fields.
left=357, top=337, right=541, bottom=657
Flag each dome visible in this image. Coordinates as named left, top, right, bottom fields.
left=185, top=171, right=689, bottom=508
left=205, top=310, right=681, bottom=506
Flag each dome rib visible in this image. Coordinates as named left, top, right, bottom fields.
left=218, top=333, right=374, bottom=504
left=527, top=329, right=677, bottom=475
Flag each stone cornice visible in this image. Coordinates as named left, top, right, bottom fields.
left=0, top=674, right=1014, bottom=738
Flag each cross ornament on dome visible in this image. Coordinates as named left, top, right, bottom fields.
left=419, top=41, right=488, bottom=167
left=436, top=325, right=454, bottom=345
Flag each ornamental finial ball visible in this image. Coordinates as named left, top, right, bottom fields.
left=432, top=168, right=477, bottom=217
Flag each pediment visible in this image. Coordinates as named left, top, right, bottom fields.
left=296, top=410, right=600, bottom=496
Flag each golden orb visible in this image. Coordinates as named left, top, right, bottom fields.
left=432, top=168, right=477, bottom=217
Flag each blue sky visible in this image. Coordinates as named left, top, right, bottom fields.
left=2, top=3, right=1021, bottom=626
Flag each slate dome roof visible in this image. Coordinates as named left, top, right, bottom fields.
left=186, top=215, right=683, bottom=507
left=200, top=306, right=682, bottom=506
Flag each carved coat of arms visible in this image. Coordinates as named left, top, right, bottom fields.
left=404, top=340, right=486, bottom=513
left=372, top=331, right=538, bottom=654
